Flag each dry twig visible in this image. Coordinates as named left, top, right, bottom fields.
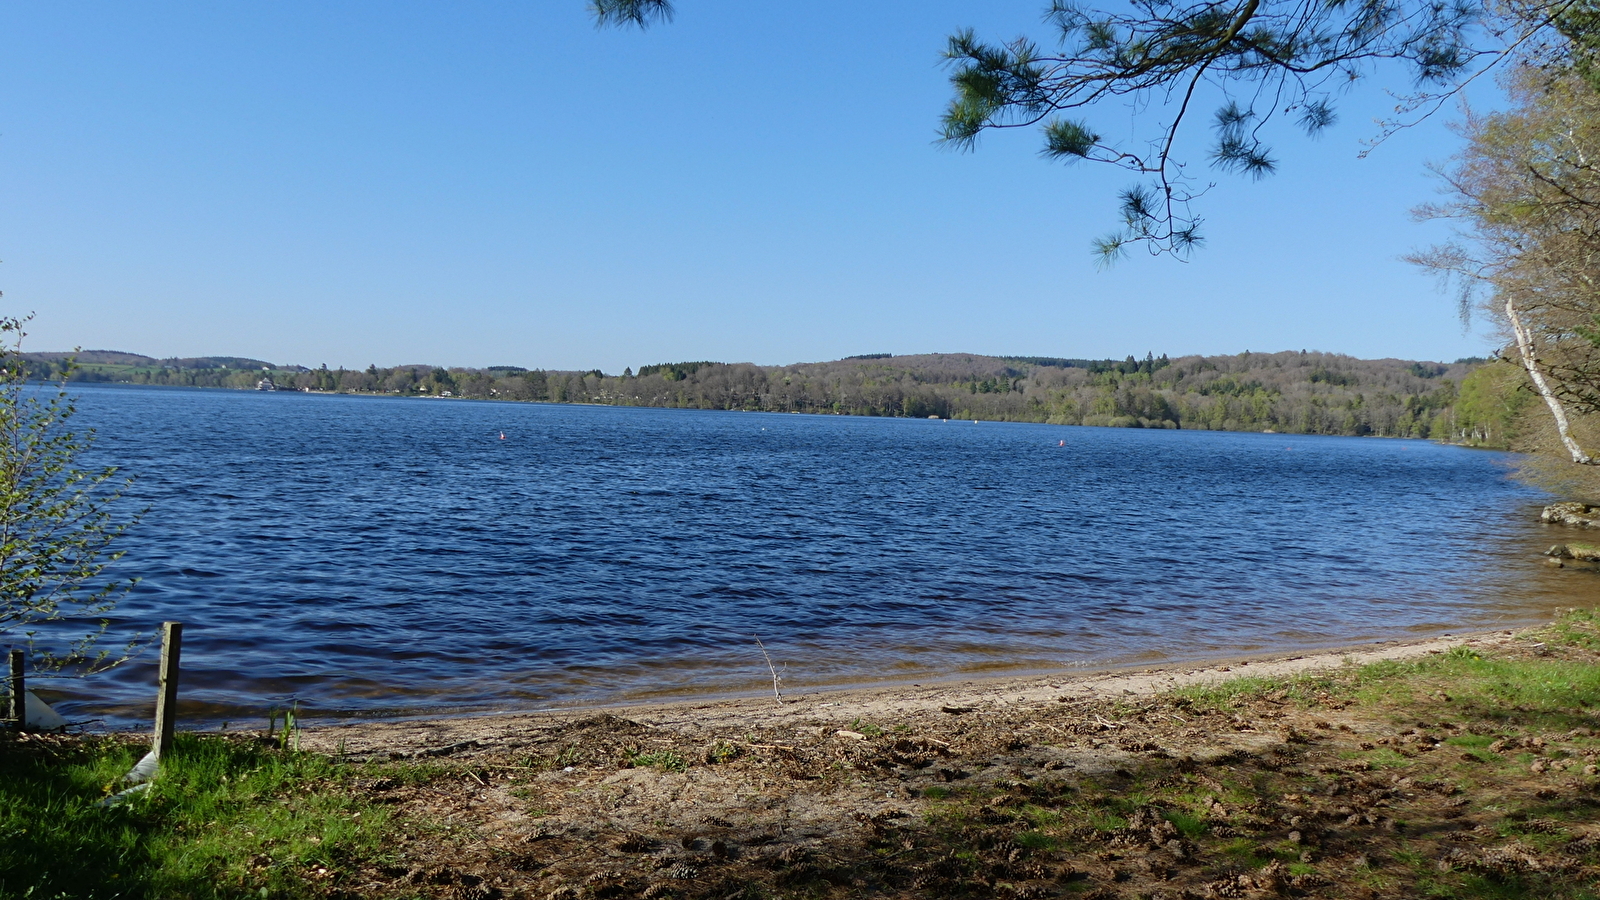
left=754, top=636, right=782, bottom=705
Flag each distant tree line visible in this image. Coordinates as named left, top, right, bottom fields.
left=30, top=349, right=1514, bottom=441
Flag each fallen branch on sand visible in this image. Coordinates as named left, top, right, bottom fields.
left=754, top=636, right=782, bottom=705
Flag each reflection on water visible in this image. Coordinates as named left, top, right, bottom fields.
left=35, top=384, right=1600, bottom=728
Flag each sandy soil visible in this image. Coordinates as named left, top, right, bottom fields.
left=48, top=620, right=1591, bottom=899
left=297, top=630, right=1511, bottom=762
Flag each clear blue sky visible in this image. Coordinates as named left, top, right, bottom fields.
left=2, top=1, right=1498, bottom=373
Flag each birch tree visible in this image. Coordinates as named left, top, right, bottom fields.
left=1411, top=69, right=1600, bottom=464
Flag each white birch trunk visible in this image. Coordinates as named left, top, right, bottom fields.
left=1506, top=294, right=1594, bottom=464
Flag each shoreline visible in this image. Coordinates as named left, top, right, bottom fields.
left=295, top=626, right=1519, bottom=760
left=62, top=378, right=1479, bottom=438
left=32, top=611, right=1600, bottom=898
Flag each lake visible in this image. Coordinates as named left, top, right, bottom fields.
left=35, top=383, right=1600, bottom=728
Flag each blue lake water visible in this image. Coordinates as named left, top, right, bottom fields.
left=36, top=384, right=1600, bottom=728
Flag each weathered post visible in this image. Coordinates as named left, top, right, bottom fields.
left=152, top=622, right=183, bottom=758
left=8, top=649, right=23, bottom=731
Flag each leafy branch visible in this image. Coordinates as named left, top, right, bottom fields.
left=0, top=315, right=145, bottom=673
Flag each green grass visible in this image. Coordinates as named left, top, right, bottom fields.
left=1014, top=829, right=1058, bottom=850
left=1171, top=675, right=1282, bottom=708
left=1019, top=804, right=1063, bottom=828
left=1081, top=808, right=1127, bottom=832
left=1174, top=611, right=1600, bottom=733
left=1218, top=837, right=1271, bottom=867
left=627, top=750, right=689, bottom=773
left=1365, top=747, right=1414, bottom=770
left=1346, top=623, right=1600, bottom=726
left=847, top=719, right=884, bottom=737
left=1546, top=609, right=1600, bottom=651
left=1170, top=670, right=1345, bottom=712
left=1164, top=809, right=1208, bottom=838
left=377, top=759, right=453, bottom=785
left=0, top=733, right=391, bottom=899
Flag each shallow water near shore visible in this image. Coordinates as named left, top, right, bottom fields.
left=41, top=384, right=1600, bottom=728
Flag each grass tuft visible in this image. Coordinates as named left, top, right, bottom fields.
left=628, top=750, right=689, bottom=773
left=0, top=733, right=391, bottom=899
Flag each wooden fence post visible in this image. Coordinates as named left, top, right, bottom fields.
left=8, top=649, right=22, bottom=731
left=152, top=622, right=183, bottom=758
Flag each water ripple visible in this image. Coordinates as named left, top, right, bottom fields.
left=33, top=384, right=1600, bottom=728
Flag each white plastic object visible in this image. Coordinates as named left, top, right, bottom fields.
left=96, top=782, right=152, bottom=808
left=95, top=749, right=163, bottom=808
left=124, top=750, right=159, bottom=785
left=23, top=691, right=66, bottom=730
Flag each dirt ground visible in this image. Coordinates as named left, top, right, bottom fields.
left=298, top=634, right=1488, bottom=763
left=258, top=627, right=1600, bottom=899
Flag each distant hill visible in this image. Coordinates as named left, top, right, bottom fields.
left=157, top=355, right=283, bottom=370
left=25, top=350, right=303, bottom=374
left=29, top=350, right=162, bottom=366
left=26, top=348, right=1504, bottom=442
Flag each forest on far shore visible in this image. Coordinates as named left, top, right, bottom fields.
left=27, top=349, right=1524, bottom=445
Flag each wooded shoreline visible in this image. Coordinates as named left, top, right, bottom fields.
left=33, top=348, right=1521, bottom=446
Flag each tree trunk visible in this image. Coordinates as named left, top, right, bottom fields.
left=1506, top=294, right=1595, bottom=464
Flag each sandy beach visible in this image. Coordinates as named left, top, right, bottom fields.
left=257, top=621, right=1600, bottom=899
left=17, top=616, right=1587, bottom=898
left=297, top=629, right=1513, bottom=760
